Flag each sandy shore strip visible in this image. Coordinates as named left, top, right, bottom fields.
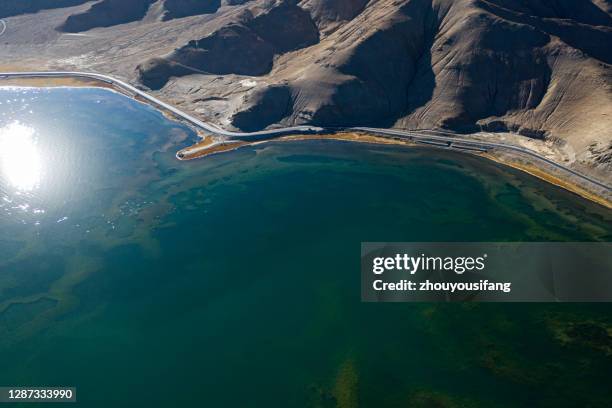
left=482, top=153, right=612, bottom=209
left=0, top=76, right=114, bottom=89
left=177, top=131, right=612, bottom=209
left=175, top=132, right=416, bottom=160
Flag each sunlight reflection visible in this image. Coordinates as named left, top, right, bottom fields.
left=0, top=122, right=42, bottom=191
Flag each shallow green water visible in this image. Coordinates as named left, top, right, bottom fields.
left=0, top=87, right=611, bottom=407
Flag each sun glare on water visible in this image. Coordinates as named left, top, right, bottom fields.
left=0, top=122, right=43, bottom=191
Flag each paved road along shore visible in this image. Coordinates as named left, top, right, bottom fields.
left=1, top=71, right=610, bottom=194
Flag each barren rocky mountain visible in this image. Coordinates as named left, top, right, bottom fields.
left=1, top=0, right=611, bottom=176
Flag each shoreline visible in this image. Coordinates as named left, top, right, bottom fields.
left=2, top=77, right=610, bottom=210
left=177, top=132, right=612, bottom=210
left=481, top=153, right=612, bottom=210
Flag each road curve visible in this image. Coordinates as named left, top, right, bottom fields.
left=0, top=70, right=609, bottom=193
left=0, top=71, right=325, bottom=138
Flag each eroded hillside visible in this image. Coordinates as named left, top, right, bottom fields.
left=1, top=0, right=610, bottom=175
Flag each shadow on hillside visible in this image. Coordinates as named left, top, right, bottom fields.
left=311, top=0, right=437, bottom=128
left=0, top=0, right=89, bottom=19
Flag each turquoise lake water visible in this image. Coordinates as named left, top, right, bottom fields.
left=0, top=87, right=611, bottom=407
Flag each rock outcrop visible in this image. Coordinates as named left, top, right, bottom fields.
left=300, top=0, right=369, bottom=32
